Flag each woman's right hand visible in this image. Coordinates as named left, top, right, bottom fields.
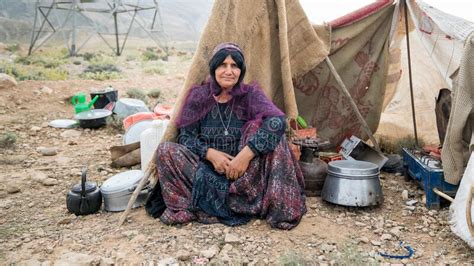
left=205, top=148, right=234, bottom=174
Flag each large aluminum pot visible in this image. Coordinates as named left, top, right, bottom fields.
left=321, top=160, right=383, bottom=207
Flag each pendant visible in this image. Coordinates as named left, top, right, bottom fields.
left=224, top=130, right=229, bottom=136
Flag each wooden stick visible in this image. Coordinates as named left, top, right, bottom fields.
left=324, top=56, right=381, bottom=153
left=117, top=166, right=152, bottom=226
left=432, top=187, right=454, bottom=202
left=466, top=185, right=474, bottom=238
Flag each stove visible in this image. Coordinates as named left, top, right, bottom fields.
left=402, top=148, right=458, bottom=209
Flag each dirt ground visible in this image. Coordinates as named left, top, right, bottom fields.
left=0, top=56, right=473, bottom=265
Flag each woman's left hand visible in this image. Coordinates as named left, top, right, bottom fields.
left=226, top=146, right=255, bottom=180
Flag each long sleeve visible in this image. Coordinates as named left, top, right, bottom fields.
left=177, top=121, right=209, bottom=159
left=247, top=116, right=286, bottom=156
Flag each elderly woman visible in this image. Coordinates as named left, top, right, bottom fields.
left=145, top=43, right=306, bottom=229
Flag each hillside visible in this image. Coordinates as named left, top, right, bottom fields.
left=0, top=0, right=213, bottom=45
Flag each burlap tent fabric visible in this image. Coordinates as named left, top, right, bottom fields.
left=161, top=0, right=330, bottom=144
left=442, top=33, right=474, bottom=185
left=294, top=2, right=395, bottom=145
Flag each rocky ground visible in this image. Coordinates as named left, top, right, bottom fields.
left=0, top=55, right=473, bottom=265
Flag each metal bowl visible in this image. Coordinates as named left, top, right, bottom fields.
left=321, top=160, right=383, bottom=207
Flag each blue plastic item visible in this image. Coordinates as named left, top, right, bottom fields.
left=402, top=148, right=458, bottom=209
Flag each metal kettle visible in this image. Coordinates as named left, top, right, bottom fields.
left=66, top=167, right=102, bottom=215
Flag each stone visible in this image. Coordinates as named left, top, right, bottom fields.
left=56, top=252, right=96, bottom=265
left=176, top=250, right=192, bottom=261
left=30, top=171, right=48, bottom=183
left=31, top=126, right=42, bottom=132
left=17, top=259, right=42, bottom=266
left=40, top=86, right=54, bottom=94
left=406, top=199, right=418, bottom=206
left=200, top=245, right=220, bottom=259
left=100, top=257, right=115, bottom=266
left=380, top=234, right=392, bottom=241
left=224, top=233, right=240, bottom=244
left=360, top=236, right=370, bottom=244
left=0, top=154, right=28, bottom=165
left=355, top=222, right=366, bottom=227
left=42, top=178, right=59, bottom=186
left=389, top=227, right=402, bottom=237
left=61, top=130, right=82, bottom=138
left=6, top=183, right=20, bottom=194
left=0, top=73, right=17, bottom=90
left=402, top=190, right=409, bottom=200
left=37, top=147, right=58, bottom=156
left=157, top=257, right=179, bottom=266
left=371, top=240, right=382, bottom=246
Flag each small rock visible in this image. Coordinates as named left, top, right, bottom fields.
left=42, top=178, right=59, bottom=186
left=30, top=171, right=48, bottom=183
left=402, top=190, right=409, bottom=200
left=200, top=245, right=220, bottom=259
left=360, top=236, right=370, bottom=244
left=371, top=240, right=382, bottom=246
left=31, top=126, right=42, bottom=132
left=253, top=219, right=262, bottom=226
left=57, top=217, right=74, bottom=225
left=61, top=129, right=82, bottom=138
left=355, top=222, right=366, bottom=227
left=37, top=147, right=58, bottom=156
left=406, top=199, right=418, bottom=206
left=176, top=250, right=192, bottom=261
left=224, top=233, right=240, bottom=244
left=100, top=257, right=115, bottom=265
left=380, top=234, right=392, bottom=241
left=40, top=86, right=54, bottom=94
left=0, top=154, right=28, bottom=165
left=389, top=227, right=402, bottom=237
left=0, top=73, right=17, bottom=90
left=429, top=231, right=436, bottom=237
left=157, top=257, right=178, bottom=266
left=56, top=252, right=95, bottom=265
left=6, top=183, right=20, bottom=194
left=405, top=206, right=416, bottom=211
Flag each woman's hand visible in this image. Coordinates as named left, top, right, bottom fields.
left=226, top=146, right=255, bottom=180
left=205, top=148, right=234, bottom=174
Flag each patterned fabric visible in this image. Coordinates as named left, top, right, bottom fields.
left=145, top=121, right=306, bottom=230
left=178, top=101, right=286, bottom=158
left=175, top=79, right=284, bottom=129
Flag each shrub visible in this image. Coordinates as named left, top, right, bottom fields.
left=5, top=43, right=20, bottom=53
left=147, top=88, right=161, bottom=98
left=0, top=131, right=17, bottom=149
left=126, top=88, right=148, bottom=103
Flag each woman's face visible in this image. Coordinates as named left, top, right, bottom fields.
left=215, top=55, right=241, bottom=90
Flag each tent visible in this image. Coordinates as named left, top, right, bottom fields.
left=161, top=0, right=472, bottom=186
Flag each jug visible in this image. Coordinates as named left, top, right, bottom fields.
left=71, top=92, right=99, bottom=114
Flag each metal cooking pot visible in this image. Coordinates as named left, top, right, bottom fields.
left=66, top=167, right=102, bottom=215
left=74, top=109, right=112, bottom=129
left=321, top=160, right=383, bottom=207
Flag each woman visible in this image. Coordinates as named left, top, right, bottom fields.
left=145, top=42, right=306, bottom=229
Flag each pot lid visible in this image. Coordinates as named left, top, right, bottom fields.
left=328, top=160, right=379, bottom=176
left=49, top=119, right=78, bottom=128
left=100, top=170, right=143, bottom=194
left=71, top=181, right=98, bottom=193
left=74, top=109, right=112, bottom=120
left=123, top=119, right=154, bottom=145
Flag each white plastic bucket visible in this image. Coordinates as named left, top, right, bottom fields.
left=140, top=119, right=169, bottom=172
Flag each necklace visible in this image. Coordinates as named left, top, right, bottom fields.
left=216, top=98, right=235, bottom=136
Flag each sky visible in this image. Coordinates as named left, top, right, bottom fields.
left=300, top=0, right=474, bottom=23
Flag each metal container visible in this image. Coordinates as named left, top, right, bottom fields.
left=321, top=160, right=383, bottom=207
left=100, top=170, right=149, bottom=212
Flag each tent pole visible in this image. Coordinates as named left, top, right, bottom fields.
left=324, top=56, right=381, bottom=153
left=403, top=0, right=419, bottom=146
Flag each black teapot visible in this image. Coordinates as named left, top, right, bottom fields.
left=66, top=167, right=102, bottom=215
